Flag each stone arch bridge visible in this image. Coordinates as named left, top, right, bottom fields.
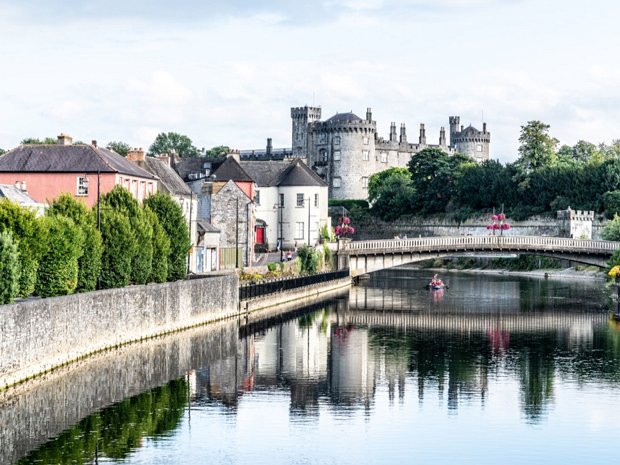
left=337, top=236, right=619, bottom=275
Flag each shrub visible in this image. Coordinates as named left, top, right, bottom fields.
left=144, top=193, right=191, bottom=281
left=297, top=245, right=320, bottom=274
left=267, top=262, right=278, bottom=272
left=0, top=199, right=46, bottom=297
left=145, top=206, right=170, bottom=283
left=602, top=214, right=620, bottom=241
left=322, top=244, right=334, bottom=271
left=99, top=210, right=136, bottom=289
left=35, top=216, right=84, bottom=297
left=0, top=230, right=20, bottom=304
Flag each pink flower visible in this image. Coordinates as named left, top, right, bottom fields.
left=502, top=223, right=511, bottom=230
left=497, top=213, right=506, bottom=221
left=491, top=215, right=499, bottom=221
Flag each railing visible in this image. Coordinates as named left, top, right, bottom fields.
left=341, top=235, right=620, bottom=255
left=239, top=269, right=350, bottom=300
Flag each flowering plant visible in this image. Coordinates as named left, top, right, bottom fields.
left=487, top=211, right=510, bottom=235
left=335, top=216, right=355, bottom=237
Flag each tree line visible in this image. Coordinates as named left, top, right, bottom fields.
left=367, top=121, right=620, bottom=222
left=0, top=187, right=190, bottom=305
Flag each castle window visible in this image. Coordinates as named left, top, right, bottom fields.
left=362, top=177, right=368, bottom=189
left=333, top=150, right=341, bottom=161
left=334, top=136, right=341, bottom=145
left=362, top=150, right=370, bottom=161
left=363, top=136, right=369, bottom=145
left=320, top=149, right=328, bottom=162
left=333, top=177, right=342, bottom=188
left=381, top=152, right=388, bottom=163
left=477, top=144, right=483, bottom=152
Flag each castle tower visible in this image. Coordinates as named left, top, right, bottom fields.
left=449, top=118, right=491, bottom=162
left=399, top=123, right=407, bottom=144
left=449, top=116, right=460, bottom=146
left=366, top=107, right=373, bottom=122
left=291, top=106, right=322, bottom=157
left=439, top=127, right=446, bottom=146
left=389, top=122, right=397, bottom=142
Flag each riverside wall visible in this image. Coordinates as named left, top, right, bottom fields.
left=0, top=272, right=239, bottom=390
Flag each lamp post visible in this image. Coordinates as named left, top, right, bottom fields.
left=235, top=197, right=239, bottom=268
left=274, top=201, right=284, bottom=262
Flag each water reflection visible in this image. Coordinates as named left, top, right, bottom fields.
left=7, top=270, right=620, bottom=464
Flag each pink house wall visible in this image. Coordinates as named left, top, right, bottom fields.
left=0, top=172, right=157, bottom=207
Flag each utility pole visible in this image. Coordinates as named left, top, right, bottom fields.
left=235, top=197, right=239, bottom=268
left=307, top=196, right=311, bottom=246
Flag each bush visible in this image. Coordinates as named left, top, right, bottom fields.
left=329, top=199, right=369, bottom=211
left=297, top=245, right=320, bottom=274
left=145, top=206, right=170, bottom=283
left=99, top=210, right=136, bottom=289
left=35, top=216, right=84, bottom=297
left=602, top=214, right=620, bottom=241
left=0, top=230, right=20, bottom=304
left=267, top=262, right=278, bottom=272
left=144, top=193, right=191, bottom=281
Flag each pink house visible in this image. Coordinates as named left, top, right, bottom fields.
left=0, top=134, right=158, bottom=207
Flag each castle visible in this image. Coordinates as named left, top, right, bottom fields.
left=291, top=106, right=490, bottom=200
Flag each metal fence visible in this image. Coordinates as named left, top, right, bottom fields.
left=239, top=269, right=350, bottom=300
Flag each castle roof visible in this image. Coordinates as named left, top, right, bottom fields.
left=0, top=144, right=157, bottom=179
left=461, top=125, right=481, bottom=136
left=326, top=112, right=362, bottom=124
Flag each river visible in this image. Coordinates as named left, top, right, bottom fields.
left=3, top=268, right=620, bottom=465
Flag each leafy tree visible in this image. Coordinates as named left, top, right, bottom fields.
left=206, top=145, right=230, bottom=158
left=0, top=148, right=5, bottom=156
left=368, top=167, right=410, bottom=204
left=370, top=173, right=415, bottom=221
left=106, top=141, right=131, bottom=157
left=0, top=199, right=46, bottom=296
left=143, top=193, right=190, bottom=281
left=35, top=215, right=84, bottom=297
left=408, top=148, right=472, bottom=214
left=144, top=206, right=170, bottom=283
left=455, top=159, right=515, bottom=213
left=148, top=132, right=200, bottom=158
left=0, top=230, right=20, bottom=304
left=99, top=209, right=136, bottom=289
left=515, top=121, right=558, bottom=173
left=602, top=214, right=620, bottom=241
left=603, top=191, right=620, bottom=219
left=101, top=186, right=152, bottom=284
left=20, top=137, right=57, bottom=145
left=47, top=194, right=103, bottom=292
left=297, top=245, right=320, bottom=274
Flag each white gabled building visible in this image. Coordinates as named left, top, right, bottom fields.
left=241, top=158, right=329, bottom=250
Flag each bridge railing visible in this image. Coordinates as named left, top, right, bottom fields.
left=341, top=235, right=620, bottom=255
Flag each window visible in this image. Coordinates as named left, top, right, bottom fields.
left=363, top=136, right=369, bottom=145
left=333, top=150, right=341, bottom=161
left=362, top=150, right=370, bottom=161
left=362, top=177, right=368, bottom=188
left=296, top=193, right=304, bottom=207
left=333, top=177, right=342, bottom=188
left=381, top=152, right=388, bottom=163
left=296, top=222, right=305, bottom=239
left=320, top=149, right=328, bottom=162
left=314, top=193, right=319, bottom=207
left=477, top=144, right=483, bottom=152
left=334, top=136, right=341, bottom=145
left=279, top=193, right=284, bottom=207
left=77, top=176, right=89, bottom=196
left=255, top=190, right=261, bottom=205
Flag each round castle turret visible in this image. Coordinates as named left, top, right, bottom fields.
left=305, top=110, right=377, bottom=200
left=449, top=116, right=490, bottom=162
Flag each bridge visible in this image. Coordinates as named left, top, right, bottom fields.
left=337, top=235, right=620, bottom=275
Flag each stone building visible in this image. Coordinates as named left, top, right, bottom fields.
left=292, top=106, right=490, bottom=200
left=557, top=207, right=594, bottom=240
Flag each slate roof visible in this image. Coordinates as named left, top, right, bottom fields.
left=197, top=220, right=220, bottom=233
left=326, top=112, right=362, bottom=124
left=173, top=156, right=225, bottom=181
left=133, top=157, right=191, bottom=196
left=212, top=156, right=253, bottom=182
left=276, top=158, right=326, bottom=187
left=461, top=125, right=481, bottom=136
left=240, top=160, right=291, bottom=187
left=0, top=184, right=42, bottom=209
left=0, top=144, right=157, bottom=179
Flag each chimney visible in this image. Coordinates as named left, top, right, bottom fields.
left=14, top=181, right=20, bottom=190
left=399, top=123, right=407, bottom=144
left=266, top=138, right=273, bottom=156
left=483, top=122, right=487, bottom=133
left=390, top=122, right=397, bottom=142
left=127, top=147, right=146, bottom=162
left=21, top=181, right=27, bottom=192
left=157, top=155, right=171, bottom=167
left=57, top=133, right=73, bottom=145
left=228, top=149, right=240, bottom=162
left=366, top=107, right=372, bottom=122
left=91, top=140, right=97, bottom=148
left=439, top=127, right=446, bottom=146
left=419, top=123, right=426, bottom=145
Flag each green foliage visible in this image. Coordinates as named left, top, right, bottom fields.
left=35, top=216, right=84, bottom=297
left=297, top=245, right=320, bottom=274
left=20, top=136, right=57, bottom=145
left=99, top=209, right=136, bottom=289
left=370, top=172, right=415, bottom=221
left=0, top=148, right=5, bottom=155
left=320, top=224, right=335, bottom=242
left=322, top=243, right=334, bottom=271
left=602, top=214, right=620, bottom=241
left=267, top=262, right=278, bottom=272
left=101, top=186, right=153, bottom=284
left=328, top=199, right=369, bottom=210
left=0, top=230, right=20, bottom=304
left=0, top=198, right=46, bottom=296
left=206, top=145, right=230, bottom=158
left=144, top=193, right=190, bottom=281
left=106, top=140, right=131, bottom=157
left=515, top=120, right=558, bottom=173
left=47, top=194, right=103, bottom=292
left=145, top=206, right=170, bottom=283
left=368, top=167, right=410, bottom=203
left=602, top=191, right=620, bottom=219
left=148, top=132, right=200, bottom=158
left=608, top=248, right=620, bottom=269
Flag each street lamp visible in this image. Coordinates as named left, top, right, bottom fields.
left=274, top=201, right=284, bottom=262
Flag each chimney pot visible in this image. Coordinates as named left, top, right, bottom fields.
left=91, top=140, right=97, bottom=147
left=57, top=133, right=73, bottom=145
left=21, top=181, right=27, bottom=192
left=126, top=147, right=146, bottom=162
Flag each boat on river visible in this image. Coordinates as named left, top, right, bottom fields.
left=428, top=274, right=446, bottom=290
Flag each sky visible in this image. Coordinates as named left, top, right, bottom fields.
left=1, top=0, right=619, bottom=162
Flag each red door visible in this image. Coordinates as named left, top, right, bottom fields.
left=256, top=226, right=265, bottom=244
